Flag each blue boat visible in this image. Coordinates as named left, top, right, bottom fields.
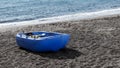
left=16, top=31, right=70, bottom=52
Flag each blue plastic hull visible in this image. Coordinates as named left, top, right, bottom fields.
left=16, top=31, right=70, bottom=52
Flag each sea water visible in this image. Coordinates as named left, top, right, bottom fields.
left=0, top=0, right=120, bottom=23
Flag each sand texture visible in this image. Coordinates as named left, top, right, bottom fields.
left=1, top=15, right=120, bottom=68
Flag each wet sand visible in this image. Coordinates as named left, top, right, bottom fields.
left=1, top=15, right=120, bottom=68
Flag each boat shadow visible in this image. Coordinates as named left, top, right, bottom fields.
left=20, top=47, right=83, bottom=59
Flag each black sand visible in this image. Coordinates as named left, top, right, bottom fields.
left=1, top=15, right=120, bottom=68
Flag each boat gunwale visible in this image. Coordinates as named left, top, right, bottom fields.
left=16, top=31, right=69, bottom=41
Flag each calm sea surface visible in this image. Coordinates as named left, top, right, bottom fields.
left=0, top=0, right=120, bottom=23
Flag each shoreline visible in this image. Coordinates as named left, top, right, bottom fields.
left=1, top=8, right=120, bottom=31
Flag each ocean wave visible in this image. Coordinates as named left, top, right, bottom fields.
left=0, top=8, right=120, bottom=28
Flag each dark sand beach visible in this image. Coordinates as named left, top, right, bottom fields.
left=1, top=15, right=120, bottom=68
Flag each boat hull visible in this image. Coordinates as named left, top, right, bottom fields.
left=16, top=31, right=70, bottom=52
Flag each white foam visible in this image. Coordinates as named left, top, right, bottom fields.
left=0, top=8, right=120, bottom=30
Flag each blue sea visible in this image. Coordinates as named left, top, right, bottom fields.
left=0, top=0, right=120, bottom=23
